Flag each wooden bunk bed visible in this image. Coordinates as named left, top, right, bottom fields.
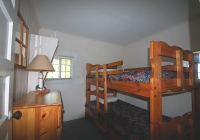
left=85, top=41, right=196, bottom=140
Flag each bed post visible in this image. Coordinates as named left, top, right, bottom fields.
left=85, top=63, right=91, bottom=117
left=150, top=41, right=162, bottom=140
left=95, top=64, right=100, bottom=118
left=86, top=63, right=92, bottom=104
left=103, top=64, right=108, bottom=130
left=103, top=64, right=108, bottom=112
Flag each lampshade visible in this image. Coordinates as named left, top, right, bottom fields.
left=26, top=54, right=55, bottom=72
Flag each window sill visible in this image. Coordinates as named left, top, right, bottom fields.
left=45, top=78, right=75, bottom=84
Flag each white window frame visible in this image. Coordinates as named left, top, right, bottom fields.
left=45, top=52, right=77, bottom=84
left=182, top=60, right=189, bottom=68
left=47, top=56, right=73, bottom=79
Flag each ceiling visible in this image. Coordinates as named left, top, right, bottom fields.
left=33, top=0, right=200, bottom=46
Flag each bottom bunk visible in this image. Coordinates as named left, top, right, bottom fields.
left=85, top=99, right=194, bottom=140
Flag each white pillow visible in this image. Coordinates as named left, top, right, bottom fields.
left=99, top=94, right=118, bottom=104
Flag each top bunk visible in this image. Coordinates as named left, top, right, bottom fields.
left=86, top=41, right=194, bottom=98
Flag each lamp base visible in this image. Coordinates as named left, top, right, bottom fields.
left=35, top=89, right=50, bottom=94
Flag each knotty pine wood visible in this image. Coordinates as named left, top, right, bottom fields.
left=86, top=78, right=151, bottom=97
left=12, top=91, right=62, bottom=140
left=87, top=60, right=123, bottom=71
left=13, top=91, right=62, bottom=109
left=150, top=41, right=162, bottom=140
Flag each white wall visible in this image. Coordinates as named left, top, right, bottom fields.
left=124, top=17, right=200, bottom=117
left=39, top=28, right=125, bottom=121
left=14, top=0, right=40, bottom=101
left=18, top=0, right=40, bottom=34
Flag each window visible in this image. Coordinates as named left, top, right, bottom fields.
left=194, top=51, right=200, bottom=79
left=182, top=60, right=189, bottom=68
left=46, top=56, right=73, bottom=79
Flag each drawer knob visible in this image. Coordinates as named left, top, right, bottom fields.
left=13, top=110, right=22, bottom=120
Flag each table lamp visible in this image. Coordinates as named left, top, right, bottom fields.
left=26, top=54, right=55, bottom=93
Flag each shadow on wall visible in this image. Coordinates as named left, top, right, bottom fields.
left=119, top=91, right=150, bottom=110
left=189, top=0, right=200, bottom=51
left=188, top=1, right=200, bottom=110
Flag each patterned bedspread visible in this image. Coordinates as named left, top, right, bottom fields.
left=85, top=100, right=178, bottom=140
left=86, top=70, right=189, bottom=83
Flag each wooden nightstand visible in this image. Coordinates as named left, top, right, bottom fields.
left=12, top=91, right=63, bottom=140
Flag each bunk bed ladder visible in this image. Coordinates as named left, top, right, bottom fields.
left=94, top=64, right=108, bottom=132
left=86, top=63, right=92, bottom=119
left=86, top=63, right=118, bottom=133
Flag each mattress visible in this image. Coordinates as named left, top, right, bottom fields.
left=85, top=100, right=178, bottom=140
left=86, top=70, right=189, bottom=83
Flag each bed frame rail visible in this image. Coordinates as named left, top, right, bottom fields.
left=150, top=41, right=194, bottom=140
left=86, top=61, right=123, bottom=72
left=150, top=41, right=194, bottom=94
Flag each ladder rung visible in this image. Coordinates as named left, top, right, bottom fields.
left=92, top=70, right=123, bottom=76
left=95, top=92, right=104, bottom=98
left=95, top=90, right=116, bottom=98
left=94, top=78, right=105, bottom=81
left=86, top=90, right=96, bottom=95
